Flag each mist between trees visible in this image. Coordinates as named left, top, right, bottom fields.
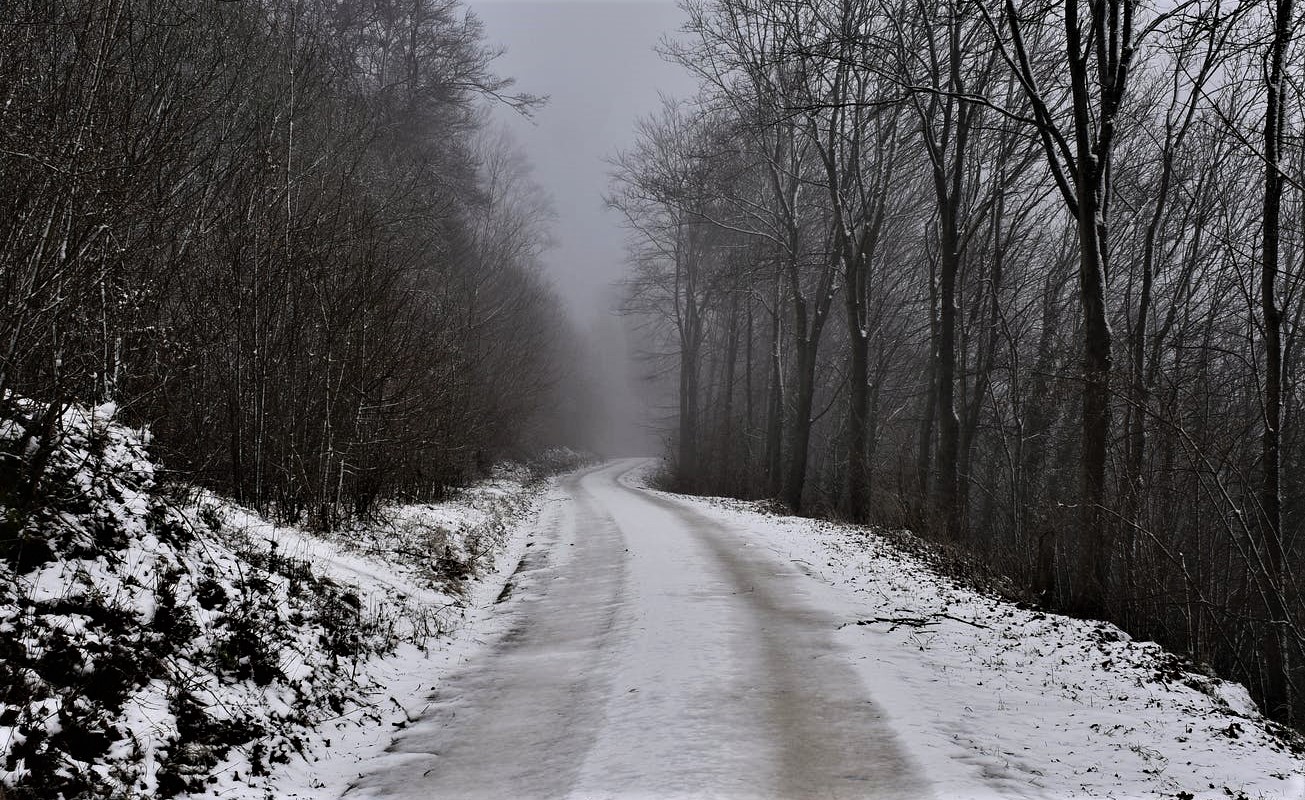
left=611, top=0, right=1304, bottom=723
left=0, top=1, right=600, bottom=528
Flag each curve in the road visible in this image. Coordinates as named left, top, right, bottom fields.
left=346, top=459, right=933, bottom=800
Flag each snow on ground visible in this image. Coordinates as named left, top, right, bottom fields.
left=9, top=426, right=1298, bottom=800
left=626, top=467, right=1305, bottom=800
left=187, top=470, right=554, bottom=800
left=0, top=396, right=568, bottom=799
left=250, top=476, right=564, bottom=800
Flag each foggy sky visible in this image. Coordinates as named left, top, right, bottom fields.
left=469, top=0, right=697, bottom=454
left=468, top=0, right=697, bottom=323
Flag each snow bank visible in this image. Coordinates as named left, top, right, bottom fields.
left=0, top=397, right=549, bottom=799
left=629, top=470, right=1305, bottom=800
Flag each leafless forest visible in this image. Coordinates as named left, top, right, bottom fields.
left=3, top=0, right=1305, bottom=746
left=611, top=0, right=1304, bottom=723
left=0, top=0, right=589, bottom=526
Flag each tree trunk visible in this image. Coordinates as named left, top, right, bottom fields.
left=765, top=287, right=785, bottom=498
left=928, top=1, right=971, bottom=540
left=1062, top=0, right=1123, bottom=617
left=1073, top=180, right=1113, bottom=616
left=783, top=336, right=817, bottom=513
left=846, top=316, right=871, bottom=521
left=679, top=336, right=700, bottom=489
left=935, top=205, right=961, bottom=538
left=720, top=295, right=740, bottom=492
left=1259, top=0, right=1292, bottom=720
left=917, top=264, right=939, bottom=500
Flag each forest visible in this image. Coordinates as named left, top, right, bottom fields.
left=612, top=0, right=1305, bottom=723
left=5, top=0, right=1305, bottom=751
left=0, top=0, right=581, bottom=528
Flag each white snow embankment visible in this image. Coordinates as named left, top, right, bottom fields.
left=0, top=393, right=567, bottom=800
left=202, top=472, right=564, bottom=800
left=624, top=469, right=1305, bottom=800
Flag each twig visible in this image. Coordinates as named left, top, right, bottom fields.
left=842, top=612, right=989, bottom=631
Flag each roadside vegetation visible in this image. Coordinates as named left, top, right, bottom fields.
left=0, top=0, right=587, bottom=529
left=0, top=399, right=583, bottom=798
left=0, top=3, right=603, bottom=789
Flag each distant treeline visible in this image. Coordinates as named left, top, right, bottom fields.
left=0, top=0, right=579, bottom=525
left=614, top=0, right=1304, bottom=722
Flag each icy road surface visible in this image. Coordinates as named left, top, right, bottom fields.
left=347, top=459, right=932, bottom=799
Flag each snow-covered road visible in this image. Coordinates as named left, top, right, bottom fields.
left=346, top=459, right=932, bottom=799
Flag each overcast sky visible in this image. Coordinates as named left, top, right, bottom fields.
left=468, top=0, right=698, bottom=325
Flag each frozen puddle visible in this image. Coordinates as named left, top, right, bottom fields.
left=346, top=459, right=932, bottom=799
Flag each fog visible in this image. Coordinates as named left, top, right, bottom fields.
left=469, top=0, right=696, bottom=457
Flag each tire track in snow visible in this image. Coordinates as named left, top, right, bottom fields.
left=345, top=465, right=629, bottom=799
left=585, top=462, right=931, bottom=800
left=346, top=459, right=932, bottom=799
